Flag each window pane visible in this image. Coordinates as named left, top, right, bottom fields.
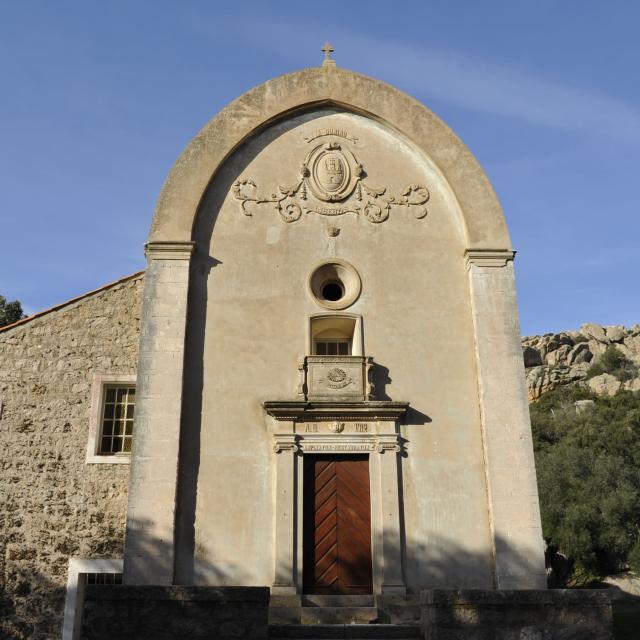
left=328, top=342, right=338, bottom=355
left=315, top=342, right=326, bottom=355
left=338, top=342, right=348, bottom=355
left=99, top=384, right=135, bottom=456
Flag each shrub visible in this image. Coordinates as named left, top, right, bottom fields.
left=627, top=541, right=640, bottom=572
left=532, top=387, right=640, bottom=584
left=585, top=345, right=638, bottom=382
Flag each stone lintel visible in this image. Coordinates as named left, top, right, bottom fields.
left=145, top=240, right=196, bottom=260
left=464, top=248, right=516, bottom=269
left=263, top=400, right=409, bottom=421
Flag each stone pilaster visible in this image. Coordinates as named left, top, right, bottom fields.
left=124, top=241, right=195, bottom=584
left=465, top=249, right=547, bottom=589
left=375, top=431, right=405, bottom=595
left=272, top=432, right=299, bottom=595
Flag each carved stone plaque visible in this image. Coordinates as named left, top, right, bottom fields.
left=307, top=357, right=365, bottom=400
left=302, top=442, right=376, bottom=453
left=231, top=135, right=429, bottom=224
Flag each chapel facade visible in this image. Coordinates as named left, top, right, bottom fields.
left=122, top=58, right=547, bottom=597
left=4, top=54, right=603, bottom=640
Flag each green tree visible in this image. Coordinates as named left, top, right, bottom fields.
left=531, top=386, right=640, bottom=584
left=0, top=295, right=24, bottom=327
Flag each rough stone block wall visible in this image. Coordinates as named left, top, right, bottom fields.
left=0, top=273, right=144, bottom=640
left=80, top=586, right=270, bottom=640
left=421, top=589, right=614, bottom=639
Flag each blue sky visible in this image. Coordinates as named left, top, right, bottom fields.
left=0, top=1, right=638, bottom=335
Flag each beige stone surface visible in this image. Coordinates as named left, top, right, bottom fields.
left=467, top=258, right=547, bottom=589
left=124, top=64, right=546, bottom=593
left=149, top=67, right=511, bottom=251
left=0, top=274, right=143, bottom=639
left=178, top=106, right=498, bottom=590
left=587, top=373, right=622, bottom=396
left=124, top=245, right=194, bottom=585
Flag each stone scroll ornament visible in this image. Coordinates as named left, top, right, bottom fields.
left=231, top=140, right=429, bottom=224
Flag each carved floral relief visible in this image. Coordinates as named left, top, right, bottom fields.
left=231, top=135, right=429, bottom=224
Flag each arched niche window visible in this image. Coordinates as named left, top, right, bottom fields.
left=308, top=315, right=363, bottom=356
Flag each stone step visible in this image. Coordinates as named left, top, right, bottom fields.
left=301, top=606, right=379, bottom=624
left=269, top=623, right=422, bottom=639
left=302, top=595, right=375, bottom=608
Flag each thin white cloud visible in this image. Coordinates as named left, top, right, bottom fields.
left=366, top=39, right=640, bottom=141
left=197, top=18, right=640, bottom=142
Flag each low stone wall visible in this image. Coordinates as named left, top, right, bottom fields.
left=421, top=589, right=613, bottom=639
left=80, top=586, right=269, bottom=639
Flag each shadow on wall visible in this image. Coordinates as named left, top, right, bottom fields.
left=1, top=514, right=637, bottom=639
left=1, top=568, right=64, bottom=640
left=0, top=524, right=124, bottom=640
left=174, top=107, right=355, bottom=585
left=125, top=517, right=246, bottom=587
left=0, top=517, right=243, bottom=640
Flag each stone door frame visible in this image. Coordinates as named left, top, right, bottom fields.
left=265, top=402, right=408, bottom=597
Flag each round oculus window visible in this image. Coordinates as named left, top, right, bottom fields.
left=307, top=260, right=361, bottom=310
left=321, top=281, right=344, bottom=301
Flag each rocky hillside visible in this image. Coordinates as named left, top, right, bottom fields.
left=522, top=324, right=640, bottom=401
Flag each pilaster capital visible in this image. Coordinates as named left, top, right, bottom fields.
left=145, top=241, right=196, bottom=261
left=375, top=435, right=402, bottom=454
left=464, top=249, right=516, bottom=270
left=273, top=434, right=299, bottom=454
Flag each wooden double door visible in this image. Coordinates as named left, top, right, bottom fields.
left=303, top=455, right=373, bottom=594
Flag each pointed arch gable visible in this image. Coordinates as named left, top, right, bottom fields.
left=148, top=66, right=511, bottom=251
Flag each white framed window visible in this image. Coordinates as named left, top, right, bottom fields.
left=308, top=314, right=363, bottom=356
left=61, top=558, right=123, bottom=640
left=86, top=374, right=136, bottom=464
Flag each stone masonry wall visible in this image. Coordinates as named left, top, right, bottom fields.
left=0, top=273, right=144, bottom=640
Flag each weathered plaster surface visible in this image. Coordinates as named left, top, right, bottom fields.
left=179, top=108, right=496, bottom=589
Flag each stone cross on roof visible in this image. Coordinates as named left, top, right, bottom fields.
left=321, top=42, right=336, bottom=67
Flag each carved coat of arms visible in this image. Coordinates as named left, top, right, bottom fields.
left=231, top=132, right=429, bottom=224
